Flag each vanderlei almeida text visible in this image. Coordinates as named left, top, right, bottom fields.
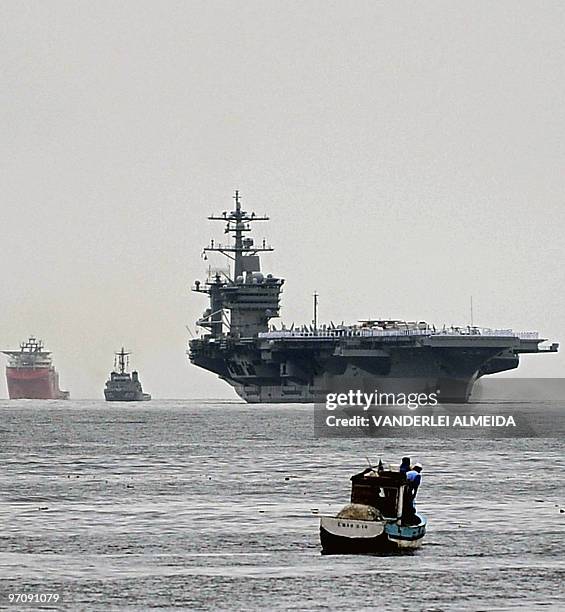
left=326, top=414, right=517, bottom=428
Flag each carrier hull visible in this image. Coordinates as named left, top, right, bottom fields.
left=191, top=331, right=552, bottom=403
left=231, top=376, right=476, bottom=404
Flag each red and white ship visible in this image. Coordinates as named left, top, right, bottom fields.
left=2, top=336, right=70, bottom=400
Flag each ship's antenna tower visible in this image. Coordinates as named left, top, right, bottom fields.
left=204, top=190, right=273, bottom=281
left=115, top=347, right=130, bottom=374
left=192, top=190, right=284, bottom=338
left=313, top=291, right=319, bottom=331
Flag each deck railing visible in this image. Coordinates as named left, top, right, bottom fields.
left=258, top=328, right=539, bottom=340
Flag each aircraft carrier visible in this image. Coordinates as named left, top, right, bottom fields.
left=188, top=192, right=558, bottom=403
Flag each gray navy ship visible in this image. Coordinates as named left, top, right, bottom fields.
left=189, top=191, right=558, bottom=403
left=104, top=348, right=151, bottom=402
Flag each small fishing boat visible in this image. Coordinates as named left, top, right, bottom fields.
left=320, top=463, right=427, bottom=554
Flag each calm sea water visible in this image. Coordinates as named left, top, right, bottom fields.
left=1, top=400, right=564, bottom=611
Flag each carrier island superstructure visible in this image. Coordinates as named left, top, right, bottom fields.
left=188, top=192, right=558, bottom=403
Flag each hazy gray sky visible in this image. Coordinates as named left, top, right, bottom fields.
left=1, top=1, right=564, bottom=398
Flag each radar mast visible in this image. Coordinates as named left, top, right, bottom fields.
left=204, top=190, right=272, bottom=281
left=193, top=191, right=284, bottom=338
left=114, top=347, right=130, bottom=374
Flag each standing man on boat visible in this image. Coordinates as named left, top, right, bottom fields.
left=405, top=463, right=423, bottom=519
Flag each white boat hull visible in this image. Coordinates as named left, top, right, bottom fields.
left=320, top=514, right=426, bottom=554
